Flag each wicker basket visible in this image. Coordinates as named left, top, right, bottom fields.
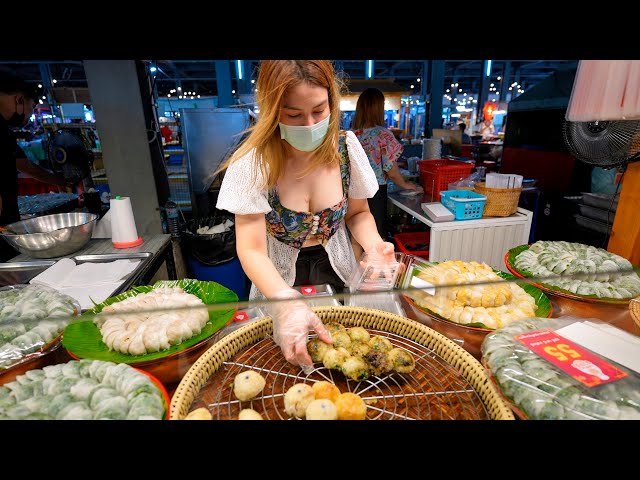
left=631, top=297, right=640, bottom=330
left=170, top=306, right=514, bottom=420
left=474, top=181, right=522, bottom=217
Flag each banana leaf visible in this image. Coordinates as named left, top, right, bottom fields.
left=62, top=279, right=238, bottom=364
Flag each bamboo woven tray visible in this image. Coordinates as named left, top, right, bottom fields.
left=170, top=306, right=514, bottom=420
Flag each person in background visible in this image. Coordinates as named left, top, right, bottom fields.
left=216, top=61, right=400, bottom=372
left=352, top=88, right=418, bottom=238
left=0, top=69, right=37, bottom=261
left=160, top=124, right=173, bottom=144
left=478, top=117, right=495, bottom=140
left=16, top=146, right=71, bottom=188
left=459, top=122, right=471, bottom=144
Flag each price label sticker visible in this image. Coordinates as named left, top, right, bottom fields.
left=233, top=311, right=249, bottom=323
left=515, top=329, right=628, bottom=387
left=300, top=286, right=317, bottom=295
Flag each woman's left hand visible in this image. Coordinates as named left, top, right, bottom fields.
left=358, top=241, right=404, bottom=287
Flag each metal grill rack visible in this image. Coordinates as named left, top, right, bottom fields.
left=190, top=328, right=490, bottom=420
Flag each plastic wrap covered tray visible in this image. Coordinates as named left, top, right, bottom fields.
left=482, top=316, right=640, bottom=420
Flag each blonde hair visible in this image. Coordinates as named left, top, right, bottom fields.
left=352, top=87, right=385, bottom=130
left=218, top=60, right=344, bottom=188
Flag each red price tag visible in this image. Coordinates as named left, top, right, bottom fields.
left=233, top=311, right=249, bottom=323
left=515, top=329, right=628, bottom=387
left=300, top=286, right=317, bottom=295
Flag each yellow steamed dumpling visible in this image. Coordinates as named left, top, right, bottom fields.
left=233, top=370, right=266, bottom=401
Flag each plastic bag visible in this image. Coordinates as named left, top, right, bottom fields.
left=181, top=212, right=236, bottom=266
left=447, top=169, right=485, bottom=191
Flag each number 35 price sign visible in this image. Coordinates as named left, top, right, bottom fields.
left=515, top=330, right=628, bottom=388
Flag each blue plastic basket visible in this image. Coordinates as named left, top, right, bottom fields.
left=440, top=190, right=487, bottom=220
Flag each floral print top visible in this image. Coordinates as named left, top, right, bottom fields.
left=265, top=136, right=350, bottom=250
left=353, top=126, right=403, bottom=185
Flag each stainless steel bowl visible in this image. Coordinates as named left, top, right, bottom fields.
left=0, top=212, right=98, bottom=258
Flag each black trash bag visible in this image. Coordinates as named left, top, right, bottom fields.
left=181, top=212, right=236, bottom=266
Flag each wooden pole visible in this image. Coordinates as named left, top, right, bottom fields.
left=608, top=161, right=640, bottom=264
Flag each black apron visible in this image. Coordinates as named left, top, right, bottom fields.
left=0, top=116, right=20, bottom=262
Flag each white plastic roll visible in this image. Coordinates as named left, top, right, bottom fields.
left=110, top=196, right=143, bottom=248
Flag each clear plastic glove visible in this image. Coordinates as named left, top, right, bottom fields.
left=267, top=288, right=333, bottom=374
left=358, top=241, right=404, bottom=289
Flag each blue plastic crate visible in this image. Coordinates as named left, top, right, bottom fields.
left=440, top=190, right=486, bottom=220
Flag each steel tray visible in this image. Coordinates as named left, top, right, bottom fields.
left=0, top=260, right=57, bottom=287
left=71, top=252, right=153, bottom=305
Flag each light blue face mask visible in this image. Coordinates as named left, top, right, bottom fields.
left=279, top=114, right=331, bottom=152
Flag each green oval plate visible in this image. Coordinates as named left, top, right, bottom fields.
left=62, top=279, right=238, bottom=364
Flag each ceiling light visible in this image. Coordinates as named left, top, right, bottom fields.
left=497, top=76, right=501, bottom=80
left=167, top=94, right=171, bottom=97
left=417, top=78, right=421, bottom=82
left=37, top=83, right=42, bottom=88
left=52, top=79, right=57, bottom=83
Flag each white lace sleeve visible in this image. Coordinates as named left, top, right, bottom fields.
left=216, top=150, right=272, bottom=214
left=345, top=130, right=379, bottom=199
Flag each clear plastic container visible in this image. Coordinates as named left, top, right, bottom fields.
left=347, top=252, right=406, bottom=293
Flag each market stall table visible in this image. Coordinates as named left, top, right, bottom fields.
left=8, top=233, right=177, bottom=292
left=388, top=191, right=532, bottom=270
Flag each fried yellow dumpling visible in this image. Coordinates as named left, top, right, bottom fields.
left=342, top=355, right=370, bottom=381
left=324, top=322, right=347, bottom=335
left=306, top=399, right=338, bottom=420
left=332, top=331, right=352, bottom=349
left=347, top=326, right=370, bottom=343
left=284, top=383, right=315, bottom=418
left=233, top=370, right=266, bottom=401
left=311, top=381, right=340, bottom=403
left=387, top=347, right=416, bottom=373
left=349, top=340, right=371, bottom=357
left=369, top=335, right=393, bottom=352
left=307, top=338, right=331, bottom=363
left=364, top=349, right=394, bottom=377
left=335, top=392, right=367, bottom=420
left=322, top=347, right=350, bottom=370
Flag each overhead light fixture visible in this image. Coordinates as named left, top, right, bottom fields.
left=150, top=66, right=157, bottom=73
left=251, top=79, right=255, bottom=84
left=52, top=79, right=57, bottom=84
left=197, top=95, right=200, bottom=98
left=236, top=60, right=243, bottom=80
left=416, top=78, right=420, bottom=82
left=486, top=60, right=492, bottom=77
left=366, top=60, right=374, bottom=79
left=37, top=83, right=42, bottom=88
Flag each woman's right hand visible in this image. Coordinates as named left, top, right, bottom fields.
left=267, top=289, right=333, bottom=374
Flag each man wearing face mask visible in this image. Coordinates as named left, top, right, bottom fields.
left=216, top=61, right=400, bottom=373
left=0, top=69, right=38, bottom=262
